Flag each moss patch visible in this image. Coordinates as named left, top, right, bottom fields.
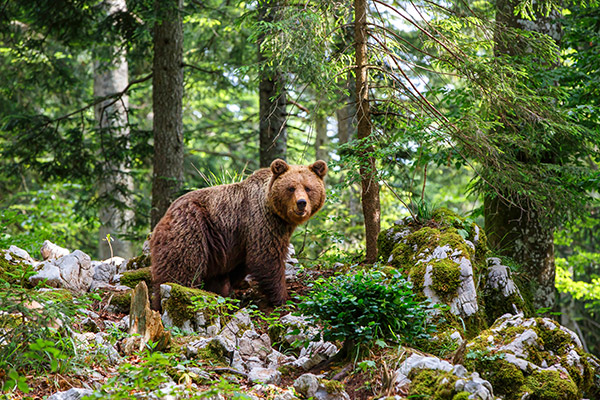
left=110, top=291, right=132, bottom=314
left=322, top=379, right=345, bottom=394
left=430, top=259, right=461, bottom=302
left=452, top=393, right=470, bottom=400
left=120, top=267, right=152, bottom=289
left=125, top=254, right=151, bottom=271
left=523, top=370, right=578, bottom=400
left=408, top=369, right=459, bottom=399
left=163, top=283, right=223, bottom=328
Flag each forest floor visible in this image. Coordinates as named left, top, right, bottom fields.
left=5, top=266, right=382, bottom=400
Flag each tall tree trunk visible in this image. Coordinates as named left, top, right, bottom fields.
left=258, top=0, right=287, bottom=168
left=94, top=0, right=134, bottom=259
left=314, top=112, right=328, bottom=162
left=354, top=0, right=380, bottom=264
left=486, top=0, right=562, bottom=311
left=484, top=196, right=555, bottom=309
left=151, top=0, right=184, bottom=229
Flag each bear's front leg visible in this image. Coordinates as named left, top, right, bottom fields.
left=246, top=247, right=288, bottom=306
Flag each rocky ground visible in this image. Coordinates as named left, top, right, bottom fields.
left=1, top=209, right=599, bottom=400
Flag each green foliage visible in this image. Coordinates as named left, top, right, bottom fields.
left=556, top=254, right=600, bottom=311
left=190, top=293, right=240, bottom=318
left=84, top=350, right=252, bottom=399
left=0, top=183, right=97, bottom=256
left=297, top=269, right=437, bottom=356
left=0, top=288, right=90, bottom=390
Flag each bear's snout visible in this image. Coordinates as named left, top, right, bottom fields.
left=296, top=199, right=307, bottom=211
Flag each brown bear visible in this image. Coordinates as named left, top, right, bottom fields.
left=150, top=159, right=327, bottom=310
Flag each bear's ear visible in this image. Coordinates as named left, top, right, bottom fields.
left=310, top=160, right=328, bottom=179
left=270, top=159, right=289, bottom=176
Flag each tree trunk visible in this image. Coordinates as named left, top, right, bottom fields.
left=484, top=196, right=555, bottom=309
left=258, top=0, right=287, bottom=168
left=486, top=0, right=562, bottom=311
left=151, top=0, right=184, bottom=229
left=315, top=112, right=328, bottom=162
left=355, top=0, right=380, bottom=264
left=94, top=0, right=134, bottom=259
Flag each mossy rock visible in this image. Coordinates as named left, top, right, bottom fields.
left=0, top=250, right=36, bottom=288
left=163, top=283, right=226, bottom=329
left=430, top=258, right=461, bottom=301
left=322, top=379, right=345, bottom=394
left=125, top=254, right=151, bottom=271
left=523, top=369, right=578, bottom=400
left=110, top=291, right=132, bottom=314
left=120, top=267, right=152, bottom=289
left=408, top=369, right=459, bottom=399
left=463, top=315, right=600, bottom=399
left=451, top=393, right=471, bottom=400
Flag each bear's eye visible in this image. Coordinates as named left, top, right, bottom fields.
left=305, top=186, right=312, bottom=193
left=287, top=187, right=295, bottom=193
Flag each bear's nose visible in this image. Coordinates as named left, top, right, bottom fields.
left=297, top=199, right=307, bottom=210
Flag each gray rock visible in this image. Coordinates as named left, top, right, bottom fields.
left=294, top=373, right=320, bottom=398
left=40, top=240, right=70, bottom=261
left=29, top=250, right=93, bottom=293
left=92, top=261, right=118, bottom=283
left=419, top=246, right=479, bottom=317
left=292, top=340, right=338, bottom=370
left=248, top=367, right=281, bottom=385
left=273, top=390, right=298, bottom=400
left=220, top=309, right=254, bottom=346
left=314, top=386, right=351, bottom=400
left=46, top=388, right=93, bottom=400
left=266, top=349, right=296, bottom=369
left=7, top=245, right=34, bottom=264
left=81, top=317, right=99, bottom=333
left=238, top=330, right=272, bottom=360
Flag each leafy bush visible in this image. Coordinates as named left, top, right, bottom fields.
left=0, top=288, right=88, bottom=392
left=297, top=269, right=436, bottom=357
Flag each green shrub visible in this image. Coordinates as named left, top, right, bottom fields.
left=0, top=288, right=91, bottom=392
left=297, top=269, right=437, bottom=357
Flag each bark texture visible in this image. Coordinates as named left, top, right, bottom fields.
left=354, top=0, right=380, bottom=264
left=486, top=0, right=562, bottom=311
left=151, top=0, right=184, bottom=229
left=258, top=0, right=287, bottom=168
left=94, top=0, right=134, bottom=259
left=484, top=197, right=555, bottom=310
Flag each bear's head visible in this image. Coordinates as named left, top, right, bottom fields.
left=268, top=159, right=327, bottom=226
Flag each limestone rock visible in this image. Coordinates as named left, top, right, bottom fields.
left=92, top=261, right=118, bottom=283
left=463, top=314, right=600, bottom=399
left=482, top=257, right=525, bottom=323
left=238, top=330, right=272, bottom=360
left=248, top=367, right=281, bottom=385
left=394, top=354, right=494, bottom=400
left=123, top=281, right=170, bottom=354
left=294, top=373, right=320, bottom=398
left=377, top=209, right=486, bottom=332
left=159, top=283, right=222, bottom=335
left=40, top=240, right=70, bottom=261
left=46, top=388, right=93, bottom=400
left=7, top=245, right=35, bottom=264
left=29, top=250, right=93, bottom=293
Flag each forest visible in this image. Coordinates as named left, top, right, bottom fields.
left=0, top=0, right=599, bottom=399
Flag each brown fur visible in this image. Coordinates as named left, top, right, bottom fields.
left=150, top=159, right=327, bottom=310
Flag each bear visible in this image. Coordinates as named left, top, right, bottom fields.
left=150, top=159, right=327, bottom=310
